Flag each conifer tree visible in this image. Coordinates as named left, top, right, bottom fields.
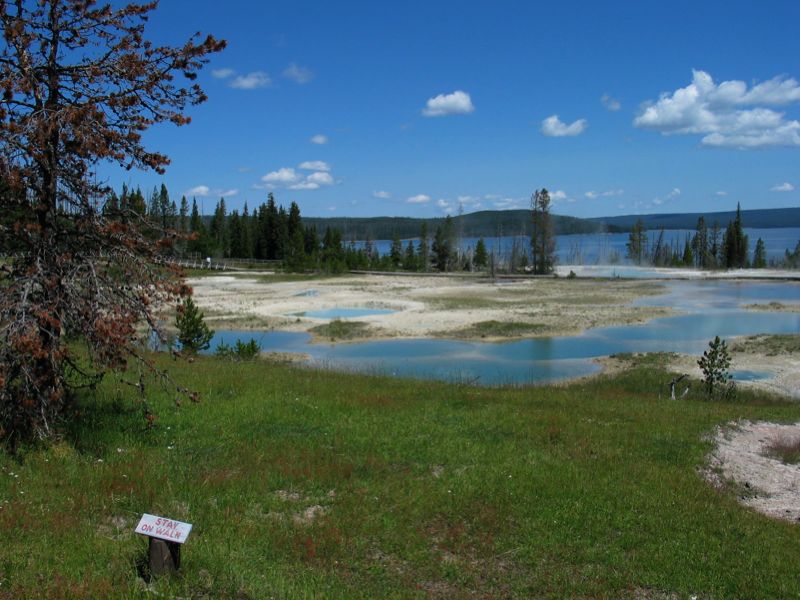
left=722, top=203, right=748, bottom=269
left=432, top=222, right=451, bottom=272
left=0, top=0, right=224, bottom=442
left=682, top=237, right=694, bottom=267
left=474, top=238, right=489, bottom=269
left=709, top=221, right=722, bottom=268
left=228, top=210, right=244, bottom=258
left=241, top=202, right=254, bottom=258
left=753, top=238, right=767, bottom=268
left=189, top=198, right=209, bottom=255
left=418, top=222, right=430, bottom=272
left=626, top=218, right=647, bottom=265
left=158, top=183, right=172, bottom=229
left=530, top=189, right=555, bottom=274
left=179, top=196, right=190, bottom=232
left=390, top=232, right=403, bottom=268
left=404, top=240, right=417, bottom=271
left=692, top=216, right=709, bottom=268
left=209, top=198, right=228, bottom=256
left=176, top=297, right=214, bottom=353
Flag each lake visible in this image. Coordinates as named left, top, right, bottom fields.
left=208, top=280, right=800, bottom=386
left=360, top=227, right=800, bottom=265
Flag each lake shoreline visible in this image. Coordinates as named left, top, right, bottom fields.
left=188, top=271, right=799, bottom=396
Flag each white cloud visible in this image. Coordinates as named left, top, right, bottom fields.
left=456, top=195, right=482, bottom=210
left=550, top=190, right=568, bottom=201
left=185, top=185, right=237, bottom=198
left=310, top=134, right=328, bottom=145
left=298, top=160, right=330, bottom=172
left=289, top=181, right=320, bottom=190
left=491, top=196, right=526, bottom=210
left=230, top=71, right=270, bottom=90
left=601, top=93, right=621, bottom=111
left=716, top=190, right=728, bottom=196
left=407, top=194, right=431, bottom=204
left=306, top=171, right=333, bottom=186
left=651, top=187, right=681, bottom=206
left=436, top=198, right=452, bottom=211
left=433, top=195, right=484, bottom=214
left=634, top=69, right=800, bottom=147
left=212, top=68, right=234, bottom=79
left=373, top=190, right=391, bottom=199
left=186, top=185, right=211, bottom=197
left=283, top=62, right=314, bottom=84
left=771, top=182, right=795, bottom=192
left=261, top=164, right=334, bottom=191
left=261, top=167, right=299, bottom=184
left=586, top=189, right=625, bottom=199
left=541, top=115, right=588, bottom=137
left=422, top=90, right=475, bottom=117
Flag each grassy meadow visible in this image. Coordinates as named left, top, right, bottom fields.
left=2, top=353, right=800, bottom=598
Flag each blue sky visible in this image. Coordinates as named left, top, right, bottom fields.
left=104, top=0, right=800, bottom=218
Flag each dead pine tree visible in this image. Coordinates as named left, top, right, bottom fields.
left=667, top=374, right=690, bottom=400
left=0, top=1, right=225, bottom=446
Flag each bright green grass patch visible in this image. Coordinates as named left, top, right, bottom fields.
left=449, top=319, right=547, bottom=338
left=2, top=357, right=800, bottom=598
left=309, top=319, right=371, bottom=341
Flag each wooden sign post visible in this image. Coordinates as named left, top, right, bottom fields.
left=135, top=514, right=193, bottom=576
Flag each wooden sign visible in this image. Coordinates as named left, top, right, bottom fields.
left=135, top=513, right=193, bottom=544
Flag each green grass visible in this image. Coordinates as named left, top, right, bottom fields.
left=449, top=319, right=547, bottom=338
left=765, top=434, right=800, bottom=465
left=3, top=356, right=800, bottom=598
left=732, top=333, right=800, bottom=356
left=426, top=295, right=500, bottom=310
left=309, top=319, right=371, bottom=341
left=610, top=352, right=684, bottom=368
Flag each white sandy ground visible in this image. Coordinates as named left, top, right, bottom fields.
left=188, top=272, right=675, bottom=341
left=555, top=265, right=800, bottom=280
left=705, top=421, right=800, bottom=523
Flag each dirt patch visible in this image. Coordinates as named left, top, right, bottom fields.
left=293, top=504, right=328, bottom=526
left=705, top=421, right=800, bottom=522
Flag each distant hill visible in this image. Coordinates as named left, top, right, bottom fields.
left=302, top=210, right=616, bottom=240
left=301, top=206, right=800, bottom=240
left=587, top=207, right=800, bottom=231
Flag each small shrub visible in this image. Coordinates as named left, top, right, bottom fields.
left=697, top=336, right=736, bottom=400
left=309, top=319, right=369, bottom=341
left=567, top=270, right=577, bottom=279
left=215, top=339, right=261, bottom=361
left=176, top=297, right=214, bottom=353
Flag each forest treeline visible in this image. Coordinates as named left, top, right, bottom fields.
left=93, top=184, right=800, bottom=272
left=99, top=185, right=483, bottom=273
left=624, top=204, right=800, bottom=269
